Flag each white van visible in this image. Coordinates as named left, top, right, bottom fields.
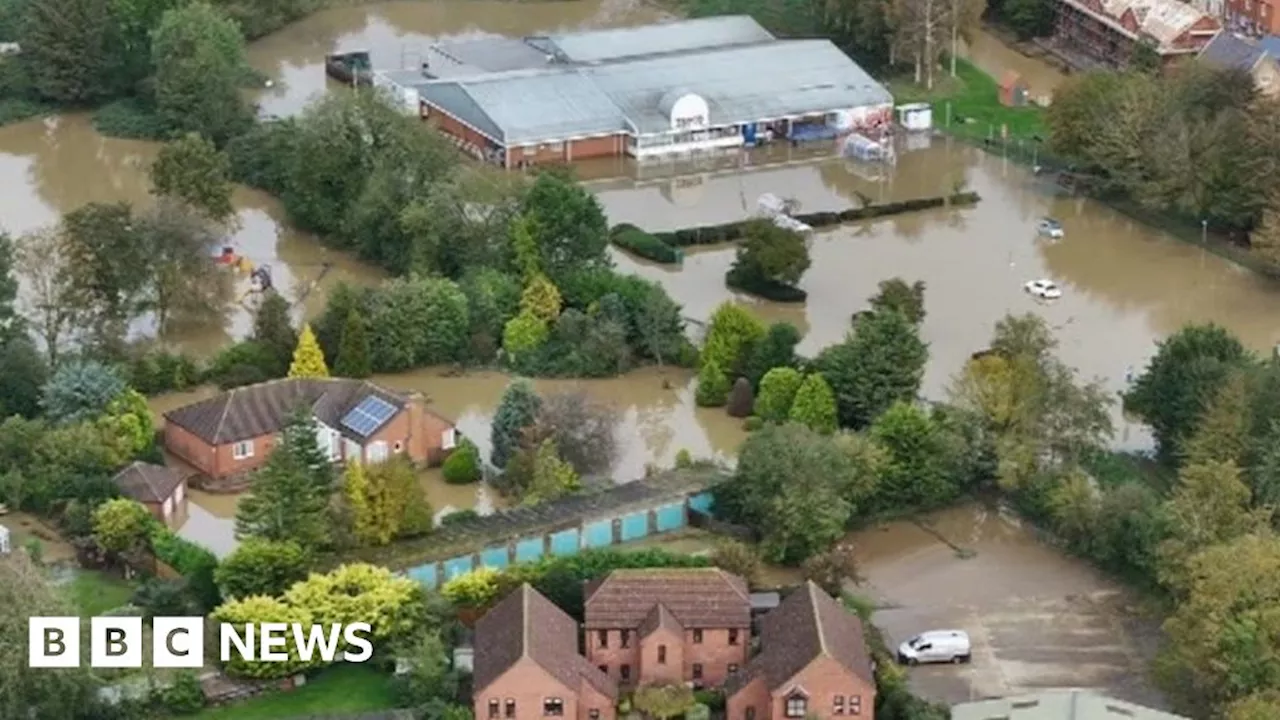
left=897, top=630, right=971, bottom=665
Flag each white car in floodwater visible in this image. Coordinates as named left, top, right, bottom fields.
left=1037, top=217, right=1064, bottom=239
left=1025, top=279, right=1063, bottom=300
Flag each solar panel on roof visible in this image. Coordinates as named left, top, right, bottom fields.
left=340, top=395, right=397, bottom=437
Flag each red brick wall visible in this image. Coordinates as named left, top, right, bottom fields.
left=683, top=627, right=750, bottom=688
left=425, top=103, right=494, bottom=150
left=405, top=395, right=455, bottom=466
left=588, top=625, right=748, bottom=687
left=587, top=629, right=639, bottom=684
left=164, top=423, right=277, bottom=480
left=726, top=676, right=770, bottom=720
left=638, top=627, right=684, bottom=685
left=771, top=656, right=875, bottom=720
left=475, top=658, right=612, bottom=720
left=506, top=134, right=625, bottom=167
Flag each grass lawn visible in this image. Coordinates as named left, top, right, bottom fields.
left=886, top=57, right=1046, bottom=142
left=185, top=665, right=397, bottom=720
left=67, top=570, right=138, bottom=616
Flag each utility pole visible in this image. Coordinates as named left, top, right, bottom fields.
left=950, top=0, right=959, bottom=77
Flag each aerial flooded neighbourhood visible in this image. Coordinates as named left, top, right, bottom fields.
left=2, top=0, right=1279, bottom=717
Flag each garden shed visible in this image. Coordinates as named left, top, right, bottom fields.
left=999, top=70, right=1030, bottom=107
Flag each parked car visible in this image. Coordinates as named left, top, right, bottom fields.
left=898, top=630, right=972, bottom=665
left=1024, top=279, right=1062, bottom=299
left=1037, top=217, right=1064, bottom=239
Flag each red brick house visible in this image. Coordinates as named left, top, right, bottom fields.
left=111, top=461, right=188, bottom=529
left=474, top=584, right=618, bottom=720
left=725, top=582, right=876, bottom=720
left=583, top=568, right=752, bottom=688
left=163, top=378, right=456, bottom=482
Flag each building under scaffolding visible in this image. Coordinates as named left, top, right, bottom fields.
left=1053, top=0, right=1220, bottom=69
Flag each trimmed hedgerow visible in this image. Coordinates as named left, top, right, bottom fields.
left=609, top=223, right=681, bottom=264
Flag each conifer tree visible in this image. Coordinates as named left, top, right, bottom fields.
left=695, top=360, right=730, bottom=407
left=334, top=309, right=372, bottom=378
left=790, top=373, right=839, bottom=434
left=235, top=412, right=334, bottom=547
left=343, top=460, right=375, bottom=546
left=288, top=324, right=329, bottom=378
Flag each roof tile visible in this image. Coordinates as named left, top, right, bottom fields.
left=583, top=568, right=750, bottom=629
left=112, top=461, right=184, bottom=504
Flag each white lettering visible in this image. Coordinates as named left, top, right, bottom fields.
left=292, top=624, right=343, bottom=662
left=258, top=623, right=289, bottom=661
left=342, top=623, right=374, bottom=662
left=221, top=624, right=255, bottom=662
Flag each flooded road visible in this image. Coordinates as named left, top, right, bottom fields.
left=155, top=367, right=746, bottom=556
left=246, top=0, right=664, bottom=116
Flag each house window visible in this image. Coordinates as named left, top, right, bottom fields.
left=620, top=664, right=630, bottom=681
left=834, top=695, right=845, bottom=715
left=589, top=712, right=600, bottom=720
left=368, top=441, right=388, bottom=464
left=785, top=692, right=807, bottom=718
left=543, top=698, right=564, bottom=716
left=728, top=663, right=739, bottom=674
left=598, top=664, right=608, bottom=675
left=692, top=664, right=703, bottom=680
left=850, top=695, right=862, bottom=715
left=505, top=700, right=516, bottom=718
left=658, top=645, right=667, bottom=664
left=692, top=629, right=703, bottom=644
left=548, top=141, right=564, bottom=152
left=597, top=630, right=608, bottom=648
left=393, top=441, right=403, bottom=453
left=745, top=709, right=755, bottom=720
left=232, top=440, right=254, bottom=460
left=729, top=629, right=740, bottom=645
left=488, top=700, right=499, bottom=719
left=442, top=427, right=457, bottom=450
left=620, top=630, right=630, bottom=648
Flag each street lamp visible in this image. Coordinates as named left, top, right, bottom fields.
left=1201, top=219, right=1208, bottom=245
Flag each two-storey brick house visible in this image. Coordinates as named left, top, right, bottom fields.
left=474, top=584, right=618, bottom=720
left=725, top=582, right=876, bottom=720
left=583, top=568, right=752, bottom=688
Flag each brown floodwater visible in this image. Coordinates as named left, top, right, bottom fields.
left=0, top=114, right=385, bottom=355
left=961, top=28, right=1066, bottom=101
left=246, top=0, right=665, bottom=117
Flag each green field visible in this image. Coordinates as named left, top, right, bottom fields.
left=66, top=570, right=137, bottom=616
left=186, top=665, right=397, bottom=720
left=886, top=57, right=1047, bottom=142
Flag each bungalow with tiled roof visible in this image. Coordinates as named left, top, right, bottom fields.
left=725, top=582, right=876, bottom=720
left=474, top=584, right=618, bottom=720
left=112, top=461, right=188, bottom=528
left=162, top=378, right=456, bottom=482
left=583, top=568, right=753, bottom=688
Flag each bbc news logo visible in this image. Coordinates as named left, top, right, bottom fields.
left=29, top=617, right=374, bottom=668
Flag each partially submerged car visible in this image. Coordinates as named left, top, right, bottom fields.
left=1037, top=217, right=1064, bottom=239
left=1025, top=279, right=1063, bottom=299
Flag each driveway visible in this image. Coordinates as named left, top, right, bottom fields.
left=849, top=504, right=1168, bottom=710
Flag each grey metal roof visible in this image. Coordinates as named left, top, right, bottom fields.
left=592, top=40, right=893, bottom=134
left=419, top=69, right=625, bottom=144
left=1259, top=34, right=1280, bottom=57
left=425, top=37, right=552, bottom=79
left=1198, top=31, right=1266, bottom=70
left=541, top=15, right=773, bottom=63
left=950, top=692, right=1188, bottom=720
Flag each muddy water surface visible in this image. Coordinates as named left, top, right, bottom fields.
left=961, top=28, right=1066, bottom=100
left=247, top=0, right=665, bottom=116
left=156, top=367, right=747, bottom=556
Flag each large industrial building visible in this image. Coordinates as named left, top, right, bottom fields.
left=373, top=16, right=894, bottom=167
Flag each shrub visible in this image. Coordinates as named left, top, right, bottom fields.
left=442, top=440, right=481, bottom=484
left=674, top=448, right=694, bottom=469
left=610, top=223, right=680, bottom=264
left=92, top=99, right=169, bottom=141
left=695, top=360, right=730, bottom=407
left=744, top=415, right=764, bottom=431
left=755, top=367, right=803, bottom=422
left=150, top=528, right=220, bottom=610
left=441, top=567, right=502, bottom=609
left=725, top=266, right=809, bottom=302
left=726, top=377, right=754, bottom=418
left=159, top=670, right=204, bottom=715
left=710, top=541, right=760, bottom=586
left=686, top=703, right=711, bottom=720
left=441, top=509, right=480, bottom=526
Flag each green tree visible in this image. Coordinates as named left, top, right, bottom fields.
left=92, top=498, right=155, bottom=554
left=694, top=360, right=730, bottom=408
left=632, top=684, right=697, bottom=720
left=530, top=391, right=620, bottom=476
left=40, top=360, right=126, bottom=424
left=99, top=388, right=156, bottom=458
left=369, top=457, right=433, bottom=539
left=252, top=291, right=297, bottom=377
left=702, top=302, right=766, bottom=378
left=392, top=629, right=459, bottom=710
left=0, top=552, right=102, bottom=718
left=816, top=306, right=927, bottom=429
left=1227, top=693, right=1280, bottom=720
left=342, top=460, right=376, bottom=546
left=1162, top=533, right=1280, bottom=711
left=315, top=283, right=369, bottom=364
left=368, top=276, right=470, bottom=371
left=523, top=439, right=580, bottom=505
left=710, top=540, right=761, bottom=586
left=755, top=367, right=803, bottom=422
left=288, top=324, right=329, bottom=379
left=334, top=309, right=372, bottom=378
left=282, top=563, right=420, bottom=641
left=742, top=321, right=801, bottom=388
left=59, top=202, right=149, bottom=348
left=520, top=171, right=610, bottom=280
left=214, top=538, right=309, bottom=599
left=235, top=412, right=334, bottom=547
left=150, top=133, right=236, bottom=223
left=442, top=440, right=481, bottom=484
left=1125, top=324, right=1250, bottom=464
left=501, top=310, right=549, bottom=359
left=0, top=232, right=20, bottom=344
left=491, top=379, right=541, bottom=468
left=136, top=201, right=225, bottom=335
left=19, top=0, right=124, bottom=103
left=211, top=595, right=317, bottom=679
left=0, top=336, right=47, bottom=419
left=519, top=273, right=562, bottom=323
left=789, top=373, right=838, bottom=434
left=1157, top=460, right=1270, bottom=592
left=718, top=423, right=860, bottom=564
left=869, top=402, right=958, bottom=511
left=729, top=219, right=811, bottom=287
left=13, top=228, right=78, bottom=366
left=868, top=277, right=926, bottom=325
left=1181, top=370, right=1250, bottom=467
left=801, top=544, right=861, bottom=597
left=151, top=2, right=253, bottom=144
